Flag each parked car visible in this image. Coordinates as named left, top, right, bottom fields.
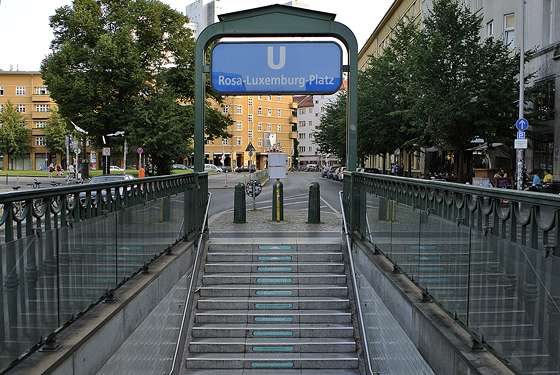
left=321, top=166, right=329, bottom=178
left=110, top=165, right=123, bottom=171
left=220, top=166, right=232, bottom=173
left=327, top=165, right=340, bottom=179
left=236, top=166, right=256, bottom=173
left=204, top=164, right=222, bottom=173
left=79, top=174, right=135, bottom=201
left=172, top=164, right=189, bottom=170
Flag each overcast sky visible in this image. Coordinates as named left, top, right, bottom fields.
left=0, top=0, right=393, bottom=71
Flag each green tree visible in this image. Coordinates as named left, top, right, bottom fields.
left=44, top=107, right=74, bottom=158
left=0, top=100, right=32, bottom=170
left=409, top=0, right=521, bottom=180
left=41, top=0, right=230, bottom=174
left=313, top=93, right=348, bottom=164
left=358, top=17, right=419, bottom=170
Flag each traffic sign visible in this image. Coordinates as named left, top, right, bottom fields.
left=211, top=42, right=342, bottom=94
left=517, top=132, right=525, bottom=140
left=246, top=180, right=262, bottom=198
left=514, top=139, right=528, bottom=149
left=137, top=147, right=143, bottom=154
left=246, top=142, right=256, bottom=152
left=516, top=118, right=528, bottom=131
left=102, top=147, right=110, bottom=156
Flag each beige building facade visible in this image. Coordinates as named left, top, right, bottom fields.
left=205, top=95, right=297, bottom=170
left=0, top=71, right=56, bottom=171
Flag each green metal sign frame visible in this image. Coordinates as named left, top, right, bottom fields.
left=193, top=4, right=358, bottom=172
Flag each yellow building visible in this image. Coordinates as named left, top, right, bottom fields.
left=358, top=0, right=423, bottom=175
left=0, top=71, right=56, bottom=171
left=205, top=95, right=297, bottom=170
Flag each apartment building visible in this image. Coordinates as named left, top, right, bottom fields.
left=294, top=93, right=341, bottom=167
left=0, top=71, right=55, bottom=171
left=205, top=95, right=297, bottom=169
left=360, top=0, right=560, bottom=178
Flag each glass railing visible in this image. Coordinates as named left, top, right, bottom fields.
left=0, top=173, right=208, bottom=373
left=345, top=172, right=560, bottom=375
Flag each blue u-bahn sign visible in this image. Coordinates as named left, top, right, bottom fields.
left=211, top=42, right=342, bottom=94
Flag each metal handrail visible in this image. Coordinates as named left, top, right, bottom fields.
left=339, top=190, right=374, bottom=375
left=168, top=191, right=212, bottom=375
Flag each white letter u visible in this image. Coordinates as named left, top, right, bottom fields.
left=267, top=46, right=286, bottom=70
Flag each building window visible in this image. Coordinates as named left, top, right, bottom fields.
left=308, top=121, right=312, bottom=126
left=258, top=107, right=262, bottom=115
left=236, top=137, right=242, bottom=146
left=16, top=87, right=25, bottom=96
left=258, top=95, right=262, bottom=100
left=258, top=138, right=262, bottom=147
left=35, top=87, right=49, bottom=95
left=222, top=138, right=229, bottom=145
left=277, top=96, right=281, bottom=102
left=248, top=114, right=253, bottom=122
left=236, top=105, right=242, bottom=114
left=504, top=13, right=515, bottom=47
left=277, top=124, right=282, bottom=132
left=268, top=95, right=272, bottom=101
left=257, top=123, right=262, bottom=131
left=237, top=121, right=242, bottom=130
left=298, top=133, right=306, bottom=139
left=248, top=130, right=253, bottom=139
left=298, top=108, right=305, bottom=115
left=267, top=108, right=272, bottom=116
left=0, top=87, right=4, bottom=95
left=222, top=105, right=229, bottom=113
left=277, top=109, right=281, bottom=117
left=17, top=104, right=25, bottom=113
left=487, top=20, right=494, bottom=37
left=35, top=121, right=46, bottom=128
left=248, top=98, right=253, bottom=106
left=309, top=147, right=313, bottom=152
left=267, top=124, right=272, bottom=131
left=299, top=146, right=305, bottom=153
left=35, top=137, right=46, bottom=146
left=35, top=104, right=50, bottom=112
left=309, top=108, right=313, bottom=113
left=299, top=120, right=305, bottom=127
left=534, top=78, right=555, bottom=121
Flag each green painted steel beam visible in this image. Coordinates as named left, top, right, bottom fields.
left=194, top=4, right=358, bottom=172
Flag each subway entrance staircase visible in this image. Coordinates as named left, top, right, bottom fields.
left=183, top=238, right=361, bottom=374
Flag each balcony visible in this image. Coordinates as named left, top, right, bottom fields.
left=289, top=102, right=297, bottom=109
left=32, top=111, right=51, bottom=120
left=289, top=131, right=298, bottom=139
left=31, top=94, right=52, bottom=102
left=288, top=116, right=297, bottom=124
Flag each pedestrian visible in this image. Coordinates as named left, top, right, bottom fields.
left=48, top=163, right=54, bottom=178
left=56, top=164, right=62, bottom=177
left=524, top=170, right=542, bottom=191
left=69, top=164, right=75, bottom=178
left=543, top=168, right=553, bottom=184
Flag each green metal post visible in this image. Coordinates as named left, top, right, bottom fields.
left=308, top=181, right=320, bottom=224
left=234, top=182, right=246, bottom=224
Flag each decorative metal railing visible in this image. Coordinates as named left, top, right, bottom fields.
left=0, top=173, right=208, bottom=373
left=344, top=172, right=560, bottom=375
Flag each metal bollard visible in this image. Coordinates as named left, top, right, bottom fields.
left=234, top=182, right=246, bottom=223
left=308, top=181, right=320, bottom=223
left=272, top=179, right=284, bottom=222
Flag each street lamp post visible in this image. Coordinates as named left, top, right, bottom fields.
left=106, top=131, right=126, bottom=174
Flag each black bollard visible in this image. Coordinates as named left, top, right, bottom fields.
left=308, top=181, right=320, bottom=223
left=234, top=182, right=246, bottom=223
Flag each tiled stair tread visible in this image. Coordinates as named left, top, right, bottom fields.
left=187, top=352, right=358, bottom=360
left=184, top=370, right=360, bottom=375
left=197, top=296, right=350, bottom=302
left=189, top=337, right=356, bottom=345
left=192, top=323, right=354, bottom=330
left=196, top=309, right=350, bottom=316
left=205, top=262, right=345, bottom=266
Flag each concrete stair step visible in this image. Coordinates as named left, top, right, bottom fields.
left=195, top=309, right=351, bottom=324
left=191, top=323, right=354, bottom=338
left=207, top=243, right=343, bottom=252
left=206, top=251, right=343, bottom=263
left=188, top=337, right=357, bottom=353
left=186, top=352, right=359, bottom=370
left=202, top=273, right=347, bottom=285
left=197, top=296, right=349, bottom=310
left=204, top=262, right=345, bottom=273
left=184, top=370, right=360, bottom=375
left=199, top=284, right=348, bottom=297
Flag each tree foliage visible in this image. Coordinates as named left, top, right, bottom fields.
left=0, top=100, right=32, bottom=170
left=41, top=0, right=230, bottom=174
left=44, top=107, right=74, bottom=158
left=315, top=0, right=524, bottom=178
